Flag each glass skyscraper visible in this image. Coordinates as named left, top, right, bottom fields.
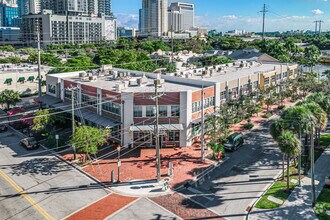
left=0, top=4, right=18, bottom=27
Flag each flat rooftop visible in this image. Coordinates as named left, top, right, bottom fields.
left=175, top=62, right=297, bottom=83
left=51, top=70, right=202, bottom=93
left=0, top=63, right=52, bottom=74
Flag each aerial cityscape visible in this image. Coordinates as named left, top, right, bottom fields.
left=0, top=0, right=329, bottom=220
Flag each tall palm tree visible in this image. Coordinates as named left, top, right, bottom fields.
left=301, top=102, right=328, bottom=148
left=270, top=118, right=286, bottom=178
left=278, top=130, right=301, bottom=192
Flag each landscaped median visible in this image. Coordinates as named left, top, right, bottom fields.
left=315, top=187, right=330, bottom=220
left=255, top=166, right=302, bottom=209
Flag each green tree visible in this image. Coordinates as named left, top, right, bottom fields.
left=70, top=126, right=110, bottom=161
left=0, top=90, right=21, bottom=109
left=32, top=109, right=56, bottom=132
left=278, top=130, right=301, bottom=192
left=270, top=118, right=286, bottom=178
left=300, top=45, right=321, bottom=72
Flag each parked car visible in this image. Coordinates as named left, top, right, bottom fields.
left=20, top=137, right=40, bottom=150
left=7, top=107, right=26, bottom=116
left=0, top=124, right=7, bottom=132
left=223, top=133, right=244, bottom=151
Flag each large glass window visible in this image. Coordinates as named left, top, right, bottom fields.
left=146, top=106, right=155, bottom=117
left=82, top=94, right=97, bottom=106
left=220, top=91, right=226, bottom=100
left=133, top=106, right=143, bottom=118
left=102, top=100, right=121, bottom=115
left=271, top=75, right=276, bottom=83
left=264, top=77, right=269, bottom=85
left=171, top=106, right=180, bottom=117
left=167, top=131, right=180, bottom=142
left=159, top=106, right=168, bottom=117
left=48, top=85, right=56, bottom=94
left=64, top=90, right=72, bottom=99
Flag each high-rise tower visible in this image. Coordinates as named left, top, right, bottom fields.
left=139, top=0, right=168, bottom=36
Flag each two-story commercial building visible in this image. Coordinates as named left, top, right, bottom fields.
left=41, top=60, right=298, bottom=148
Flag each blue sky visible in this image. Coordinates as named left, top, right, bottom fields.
left=113, top=0, right=330, bottom=32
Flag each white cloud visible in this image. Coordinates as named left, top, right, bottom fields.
left=222, top=15, right=238, bottom=20
left=312, top=9, right=324, bottom=15
left=115, top=13, right=139, bottom=28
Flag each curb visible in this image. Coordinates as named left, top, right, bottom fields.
left=8, top=126, right=112, bottom=194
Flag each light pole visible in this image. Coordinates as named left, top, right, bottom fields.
left=201, top=77, right=205, bottom=161
left=305, top=116, right=316, bottom=207
left=55, top=134, right=59, bottom=152
left=117, top=145, right=121, bottom=183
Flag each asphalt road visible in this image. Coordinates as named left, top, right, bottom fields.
left=0, top=129, right=109, bottom=220
left=108, top=198, right=181, bottom=220
left=178, top=119, right=283, bottom=220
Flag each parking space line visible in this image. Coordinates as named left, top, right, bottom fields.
left=0, top=170, right=54, bottom=220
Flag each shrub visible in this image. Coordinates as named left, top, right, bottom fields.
left=262, top=112, right=273, bottom=118
left=278, top=105, right=286, bottom=110
left=243, top=122, right=254, bottom=130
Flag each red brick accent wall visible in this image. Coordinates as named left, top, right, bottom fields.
left=134, top=92, right=180, bottom=105
left=81, top=84, right=97, bottom=97
left=102, top=90, right=121, bottom=104
left=64, top=80, right=77, bottom=89
left=191, top=107, right=215, bottom=121
left=192, top=86, right=214, bottom=102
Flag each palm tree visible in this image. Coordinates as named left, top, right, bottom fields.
left=301, top=101, right=328, bottom=148
left=278, top=130, right=301, bottom=192
left=0, top=90, right=21, bottom=109
left=270, top=119, right=286, bottom=179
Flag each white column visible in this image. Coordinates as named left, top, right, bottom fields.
left=180, top=90, right=192, bottom=147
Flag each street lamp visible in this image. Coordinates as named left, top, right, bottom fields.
left=117, top=145, right=121, bottom=183
left=55, top=134, right=59, bottom=152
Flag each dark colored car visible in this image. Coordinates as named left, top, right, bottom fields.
left=223, top=133, right=244, bottom=151
left=20, top=137, right=40, bottom=150
left=0, top=124, right=7, bottom=132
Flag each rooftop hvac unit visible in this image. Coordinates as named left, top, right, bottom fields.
left=79, top=72, right=87, bottom=77
left=137, top=77, right=148, bottom=86
left=129, top=78, right=138, bottom=86
left=114, top=83, right=124, bottom=92
left=89, top=76, right=97, bottom=81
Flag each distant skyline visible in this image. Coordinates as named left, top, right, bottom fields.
left=113, top=0, right=330, bottom=32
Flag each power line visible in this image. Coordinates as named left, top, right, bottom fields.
left=259, top=4, right=269, bottom=40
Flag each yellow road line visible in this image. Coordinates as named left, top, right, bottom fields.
left=0, top=170, right=54, bottom=220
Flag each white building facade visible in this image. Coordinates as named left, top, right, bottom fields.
left=168, top=2, right=194, bottom=32
left=139, top=0, right=168, bottom=36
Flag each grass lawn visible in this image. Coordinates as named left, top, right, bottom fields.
left=320, top=134, right=330, bottom=148
left=315, top=188, right=330, bottom=220
left=255, top=167, right=300, bottom=209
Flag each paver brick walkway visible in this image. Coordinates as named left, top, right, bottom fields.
left=83, top=145, right=214, bottom=189
left=65, top=194, right=136, bottom=220
left=150, top=192, right=224, bottom=220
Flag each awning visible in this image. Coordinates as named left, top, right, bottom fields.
left=18, top=77, right=25, bottom=82
left=4, top=78, right=12, bottom=84
left=129, top=124, right=184, bottom=132
left=28, top=76, right=35, bottom=81
left=53, top=102, right=119, bottom=128
left=34, top=95, right=62, bottom=106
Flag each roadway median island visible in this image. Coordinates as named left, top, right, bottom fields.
left=255, top=166, right=302, bottom=209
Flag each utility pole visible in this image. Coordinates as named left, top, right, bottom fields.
left=314, top=21, right=319, bottom=35
left=37, top=32, right=42, bottom=99
left=298, top=122, right=302, bottom=187
left=171, top=25, right=174, bottom=65
left=201, top=79, right=205, bottom=161
left=260, top=4, right=268, bottom=40
left=153, top=78, right=163, bottom=182
left=310, top=125, right=315, bottom=207
left=319, top=20, right=324, bottom=34
left=70, top=87, right=77, bottom=160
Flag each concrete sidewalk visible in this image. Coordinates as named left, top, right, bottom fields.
left=249, top=148, right=330, bottom=220
left=110, top=179, right=172, bottom=197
